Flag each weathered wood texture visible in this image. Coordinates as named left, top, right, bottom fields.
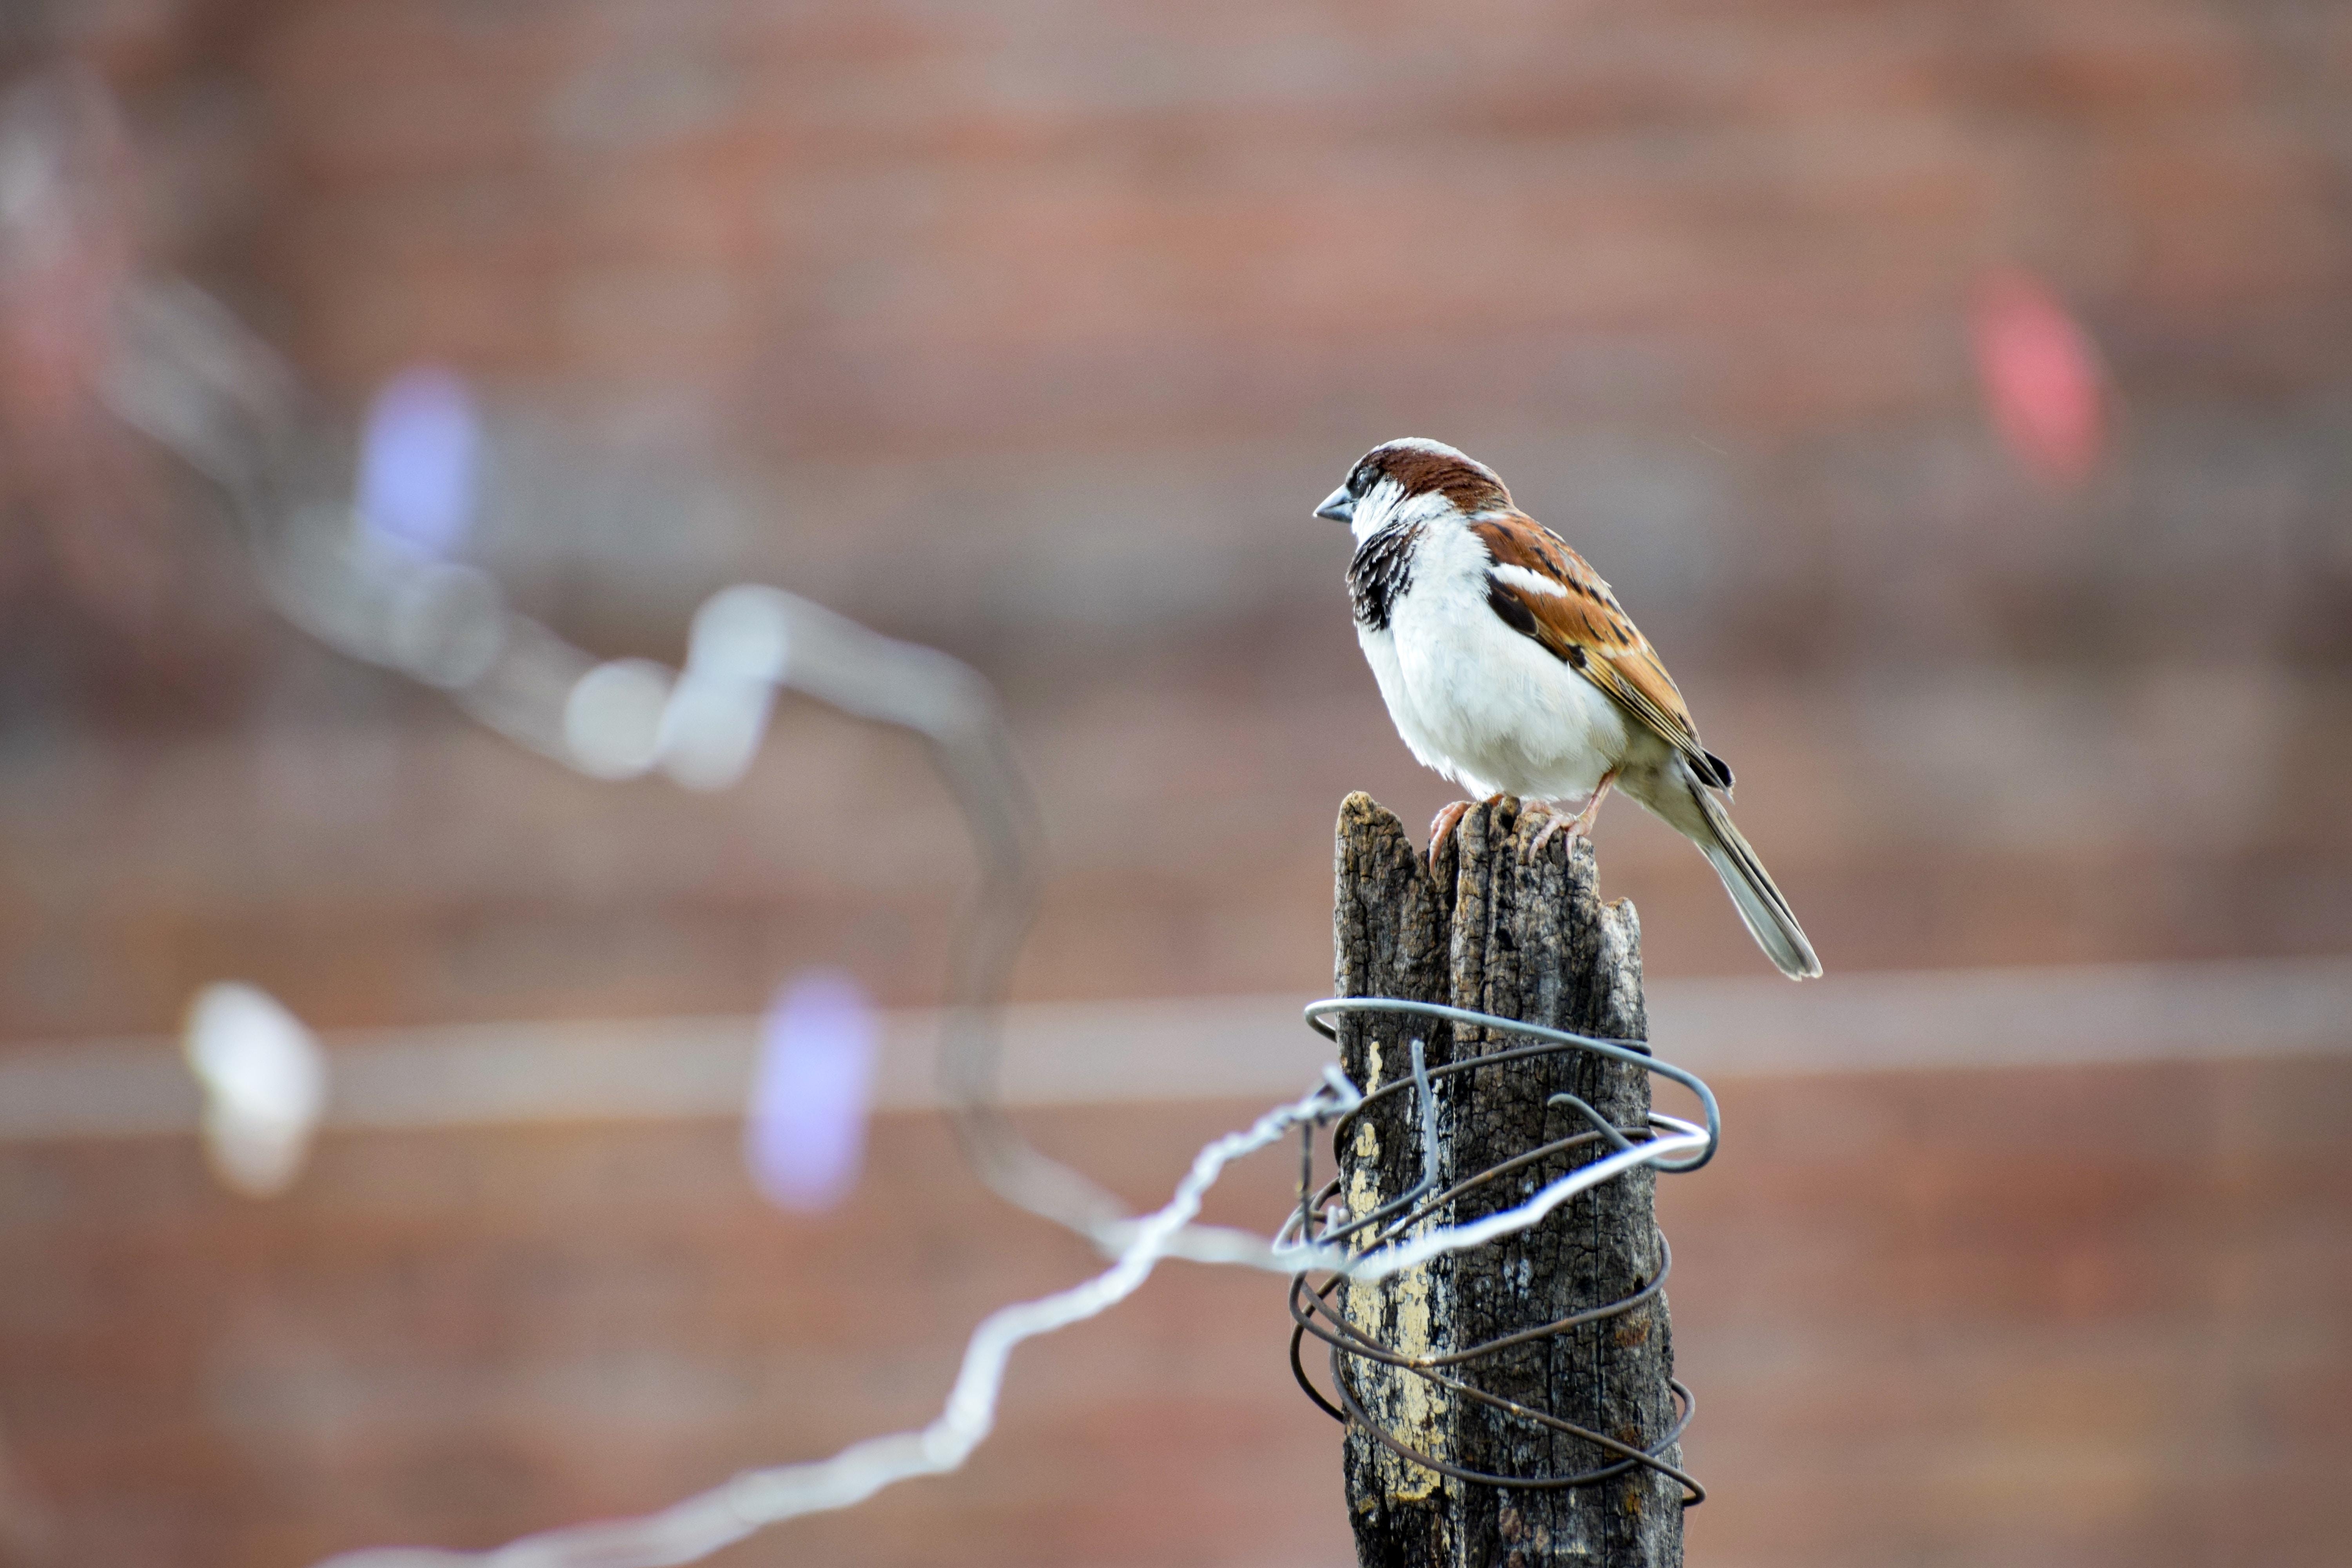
left=1333, top=793, right=1680, bottom=1568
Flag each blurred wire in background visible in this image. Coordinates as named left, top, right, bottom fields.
left=97, top=248, right=1121, bottom=1229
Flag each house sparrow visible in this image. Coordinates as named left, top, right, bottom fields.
left=1317, top=437, right=1821, bottom=980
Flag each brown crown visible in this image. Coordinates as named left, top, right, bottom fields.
left=1357, top=440, right=1513, bottom=514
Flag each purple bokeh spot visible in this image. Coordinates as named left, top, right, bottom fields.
left=745, top=971, right=876, bottom=1212
left=357, top=365, right=479, bottom=557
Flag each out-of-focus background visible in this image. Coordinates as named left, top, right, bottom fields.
left=2, top=2, right=2348, bottom=1565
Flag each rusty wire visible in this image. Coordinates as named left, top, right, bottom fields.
left=1279, top=996, right=1719, bottom=1505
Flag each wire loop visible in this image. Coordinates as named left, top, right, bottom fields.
left=1285, top=996, right=1717, bottom=1506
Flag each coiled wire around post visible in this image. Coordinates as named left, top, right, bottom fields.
left=1280, top=997, right=1719, bottom=1505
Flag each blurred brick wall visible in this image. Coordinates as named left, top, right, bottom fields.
left=4, top=8, right=2352, bottom=1562
left=2, top=0, right=2347, bottom=1040
left=4, top=1056, right=2347, bottom=1567
left=218, top=0, right=2352, bottom=666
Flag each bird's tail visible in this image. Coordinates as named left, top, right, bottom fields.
left=1653, top=768, right=1821, bottom=980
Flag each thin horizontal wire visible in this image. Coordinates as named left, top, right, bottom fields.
left=10, top=960, right=2345, bottom=1143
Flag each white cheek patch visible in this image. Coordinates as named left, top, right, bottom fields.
left=1492, top=563, right=1569, bottom=599
left=1393, top=490, right=1454, bottom=527
left=1349, top=479, right=1397, bottom=537
left=1350, top=478, right=1419, bottom=541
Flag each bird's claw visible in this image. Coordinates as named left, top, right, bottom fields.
left=1524, top=772, right=1616, bottom=862
left=1426, top=800, right=1472, bottom=877
left=1524, top=802, right=1581, bottom=861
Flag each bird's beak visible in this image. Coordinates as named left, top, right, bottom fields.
left=1315, top=486, right=1354, bottom=523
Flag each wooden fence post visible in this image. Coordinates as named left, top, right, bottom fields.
left=1331, top=791, right=1682, bottom=1568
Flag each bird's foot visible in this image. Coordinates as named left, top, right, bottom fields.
left=1426, top=800, right=1472, bottom=877
left=1524, top=802, right=1580, bottom=861
left=1525, top=771, right=1617, bottom=861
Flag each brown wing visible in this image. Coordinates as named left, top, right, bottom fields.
left=1469, top=513, right=1733, bottom=789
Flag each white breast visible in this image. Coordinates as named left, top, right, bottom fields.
left=1358, top=518, right=1637, bottom=802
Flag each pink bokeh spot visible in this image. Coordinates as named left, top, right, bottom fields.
left=1971, top=269, right=2107, bottom=487
left=744, top=971, right=877, bottom=1213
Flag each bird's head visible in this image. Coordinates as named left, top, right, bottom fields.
left=1314, top=437, right=1512, bottom=538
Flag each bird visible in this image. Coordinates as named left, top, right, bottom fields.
left=1316, top=437, right=1821, bottom=980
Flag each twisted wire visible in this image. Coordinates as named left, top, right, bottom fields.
left=1280, top=997, right=1718, bottom=1504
